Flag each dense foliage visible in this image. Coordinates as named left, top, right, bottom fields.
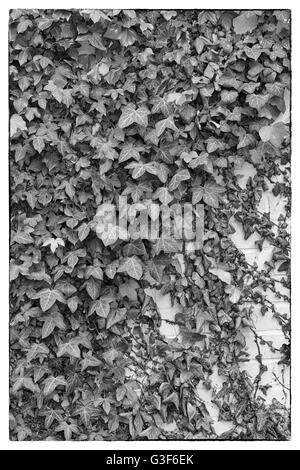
left=9, top=9, right=290, bottom=441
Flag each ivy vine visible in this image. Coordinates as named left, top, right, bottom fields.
left=9, top=9, right=290, bottom=441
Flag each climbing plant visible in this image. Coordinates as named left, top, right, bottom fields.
left=9, top=9, right=290, bottom=441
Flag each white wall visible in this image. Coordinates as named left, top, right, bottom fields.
left=148, top=161, right=290, bottom=436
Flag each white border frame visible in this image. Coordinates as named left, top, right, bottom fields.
left=1, top=0, right=298, bottom=450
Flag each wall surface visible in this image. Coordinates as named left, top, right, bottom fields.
left=150, top=161, right=290, bottom=436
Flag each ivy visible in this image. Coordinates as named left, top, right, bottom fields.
left=9, top=9, right=290, bottom=441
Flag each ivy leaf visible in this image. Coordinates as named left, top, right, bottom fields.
left=246, top=94, right=270, bottom=110
left=192, top=187, right=204, bottom=205
left=237, top=133, right=255, bottom=149
left=217, top=309, right=232, bottom=325
left=202, top=185, right=222, bottom=208
left=33, top=136, right=45, bottom=153
left=151, top=97, right=173, bottom=116
left=17, top=18, right=32, bottom=33
left=44, top=80, right=63, bottom=102
left=57, top=340, right=81, bottom=359
left=103, top=348, right=119, bottom=365
left=209, top=267, right=232, bottom=284
left=233, top=11, right=258, bottom=34
left=118, top=104, right=150, bottom=128
left=40, top=409, right=63, bottom=429
left=194, top=36, right=205, bottom=54
left=192, top=182, right=225, bottom=208
left=206, top=137, right=223, bottom=153
left=85, top=265, right=103, bottom=280
left=182, top=151, right=210, bottom=170
left=81, top=9, right=111, bottom=23
left=67, top=296, right=80, bottom=313
left=77, top=223, right=90, bottom=241
left=42, top=375, right=67, bottom=396
left=36, top=17, right=53, bottom=30
left=26, top=192, right=37, bottom=209
left=41, top=310, right=66, bottom=338
left=244, top=45, right=262, bottom=61
left=242, top=82, right=261, bottom=94
left=89, top=297, right=111, bottom=318
left=104, top=24, right=123, bottom=40
left=118, top=28, right=138, bottom=47
left=221, top=90, right=238, bottom=104
left=43, top=237, right=65, bottom=253
left=13, top=231, right=34, bottom=244
left=218, top=75, right=241, bottom=90
left=18, top=79, right=31, bottom=95
left=96, top=222, right=119, bottom=246
left=265, top=82, right=284, bottom=97
left=88, top=32, right=106, bottom=50
left=67, top=253, right=79, bottom=270
left=86, top=278, right=101, bottom=300
left=156, top=163, right=169, bottom=183
left=123, top=240, right=147, bottom=257
left=13, top=376, right=39, bottom=393
left=26, top=343, right=50, bottom=362
left=225, top=285, right=241, bottom=303
left=155, top=116, right=179, bottom=137
left=163, top=391, right=179, bottom=410
left=10, top=114, right=27, bottom=137
left=54, top=420, right=79, bottom=440
left=15, top=145, right=27, bottom=162
left=105, top=260, right=120, bottom=279
left=106, top=308, right=127, bottom=329
left=147, top=261, right=165, bottom=283
left=168, top=169, right=190, bottom=191
left=81, top=354, right=101, bottom=372
left=227, top=107, right=242, bottom=122
left=144, top=162, right=159, bottom=176
left=259, top=122, right=288, bottom=147
left=126, top=161, right=147, bottom=179
left=73, top=402, right=95, bottom=426
left=119, top=144, right=141, bottom=163
left=161, top=10, right=177, bottom=20
left=153, top=187, right=173, bottom=205
left=118, top=256, right=143, bottom=280
left=33, top=366, right=49, bottom=383
left=38, top=288, right=66, bottom=312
